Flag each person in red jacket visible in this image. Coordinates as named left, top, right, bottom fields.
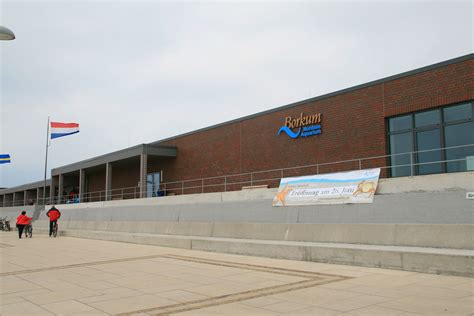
left=16, top=211, right=32, bottom=239
left=46, top=205, right=61, bottom=237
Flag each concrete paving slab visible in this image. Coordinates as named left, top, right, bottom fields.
left=0, top=233, right=473, bottom=316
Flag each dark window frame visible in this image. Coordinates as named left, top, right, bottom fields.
left=387, top=101, right=474, bottom=177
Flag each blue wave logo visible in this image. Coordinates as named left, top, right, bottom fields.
left=278, top=126, right=301, bottom=139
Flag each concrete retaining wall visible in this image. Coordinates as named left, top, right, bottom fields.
left=26, top=190, right=472, bottom=224
left=0, top=205, right=36, bottom=221
left=3, top=172, right=472, bottom=224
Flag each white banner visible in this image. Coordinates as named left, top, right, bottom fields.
left=272, top=168, right=380, bottom=206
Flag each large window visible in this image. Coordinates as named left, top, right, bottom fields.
left=388, top=102, right=474, bottom=177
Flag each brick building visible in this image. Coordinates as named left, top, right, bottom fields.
left=1, top=54, right=472, bottom=206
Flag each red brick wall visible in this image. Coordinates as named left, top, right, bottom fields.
left=150, top=59, right=472, bottom=186
left=384, top=60, right=473, bottom=117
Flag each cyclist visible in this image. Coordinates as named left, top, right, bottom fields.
left=46, top=205, right=61, bottom=237
left=16, top=211, right=32, bottom=239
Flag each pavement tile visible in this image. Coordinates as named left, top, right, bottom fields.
left=26, top=287, right=100, bottom=305
left=315, top=293, right=392, bottom=312
left=154, top=289, right=209, bottom=302
left=0, top=278, right=43, bottom=294
left=270, top=287, right=361, bottom=307
left=77, top=287, right=144, bottom=304
left=71, top=310, right=110, bottom=316
left=240, top=296, right=282, bottom=308
left=78, top=281, right=119, bottom=290
left=261, top=300, right=312, bottom=313
left=88, top=294, right=177, bottom=314
left=0, top=295, right=25, bottom=306
left=343, top=285, right=412, bottom=298
left=0, top=301, right=54, bottom=316
left=379, top=295, right=474, bottom=314
left=41, top=299, right=98, bottom=314
left=280, top=306, right=340, bottom=315
left=397, top=284, right=472, bottom=299
left=339, top=305, right=421, bottom=315
left=187, top=281, right=260, bottom=297
left=175, top=302, right=278, bottom=315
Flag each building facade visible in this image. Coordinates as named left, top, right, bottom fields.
left=1, top=54, right=473, bottom=206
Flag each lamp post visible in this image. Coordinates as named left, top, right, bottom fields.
left=0, top=26, right=15, bottom=40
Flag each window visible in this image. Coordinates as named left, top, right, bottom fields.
left=415, top=109, right=440, bottom=127
left=389, top=133, right=412, bottom=177
left=388, top=102, right=474, bottom=177
left=445, top=122, right=474, bottom=172
left=389, top=115, right=412, bottom=132
left=444, top=103, right=472, bottom=122
left=146, top=172, right=161, bottom=197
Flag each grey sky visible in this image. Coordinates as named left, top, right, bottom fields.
left=0, top=0, right=472, bottom=188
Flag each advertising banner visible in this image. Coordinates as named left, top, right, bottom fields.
left=272, top=168, right=380, bottom=206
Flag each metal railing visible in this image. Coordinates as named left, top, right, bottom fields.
left=2, top=143, right=473, bottom=207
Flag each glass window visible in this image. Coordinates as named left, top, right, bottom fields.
left=443, top=103, right=472, bottom=122
left=415, top=109, right=440, bottom=127
left=147, top=172, right=161, bottom=197
left=389, top=115, right=412, bottom=132
left=390, top=132, right=412, bottom=177
left=388, top=103, right=473, bottom=178
left=416, top=129, right=443, bottom=175
left=445, top=122, right=474, bottom=172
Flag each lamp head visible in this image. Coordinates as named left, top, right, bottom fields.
left=0, top=26, right=15, bottom=40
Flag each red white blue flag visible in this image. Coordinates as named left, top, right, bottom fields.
left=50, top=122, right=79, bottom=139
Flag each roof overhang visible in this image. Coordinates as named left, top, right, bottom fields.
left=51, top=144, right=177, bottom=176
left=0, top=179, right=51, bottom=195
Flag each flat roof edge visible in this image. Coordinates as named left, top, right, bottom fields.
left=150, top=53, right=473, bottom=145
left=0, top=179, right=51, bottom=194
left=51, top=144, right=178, bottom=175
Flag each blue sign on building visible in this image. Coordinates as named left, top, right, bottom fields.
left=277, top=113, right=322, bottom=139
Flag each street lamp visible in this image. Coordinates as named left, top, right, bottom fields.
left=0, top=26, right=15, bottom=40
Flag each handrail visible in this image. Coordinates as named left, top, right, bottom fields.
left=1, top=143, right=473, bottom=207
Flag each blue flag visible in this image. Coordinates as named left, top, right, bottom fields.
left=0, top=154, right=11, bottom=164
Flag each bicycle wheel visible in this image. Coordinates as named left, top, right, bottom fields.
left=52, top=223, right=58, bottom=237
left=27, top=225, right=32, bottom=238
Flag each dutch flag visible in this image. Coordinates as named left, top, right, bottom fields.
left=50, top=122, right=80, bottom=139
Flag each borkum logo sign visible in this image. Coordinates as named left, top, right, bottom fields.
left=278, top=113, right=322, bottom=139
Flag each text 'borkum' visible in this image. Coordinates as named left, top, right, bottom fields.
left=284, top=113, right=322, bottom=129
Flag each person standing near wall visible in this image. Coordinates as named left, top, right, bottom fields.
left=16, top=211, right=31, bottom=239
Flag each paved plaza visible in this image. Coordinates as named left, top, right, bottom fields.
left=0, top=233, right=472, bottom=315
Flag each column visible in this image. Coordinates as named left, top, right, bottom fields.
left=58, top=174, right=64, bottom=204
left=36, top=187, right=40, bottom=205
left=105, top=163, right=112, bottom=201
left=140, top=153, right=147, bottom=198
left=79, top=169, right=85, bottom=202
left=50, top=177, right=56, bottom=205
left=23, top=190, right=27, bottom=206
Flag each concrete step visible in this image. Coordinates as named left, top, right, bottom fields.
left=34, top=228, right=473, bottom=277
left=31, top=221, right=474, bottom=250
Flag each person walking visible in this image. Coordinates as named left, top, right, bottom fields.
left=46, top=205, right=61, bottom=237
left=16, top=211, right=31, bottom=239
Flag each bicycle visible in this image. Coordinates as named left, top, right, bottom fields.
left=0, top=217, right=11, bottom=231
left=24, top=224, right=33, bottom=238
left=52, top=221, right=58, bottom=237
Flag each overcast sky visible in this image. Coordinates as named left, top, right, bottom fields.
left=0, top=0, right=472, bottom=188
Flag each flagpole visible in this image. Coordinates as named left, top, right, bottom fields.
left=42, top=116, right=50, bottom=205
